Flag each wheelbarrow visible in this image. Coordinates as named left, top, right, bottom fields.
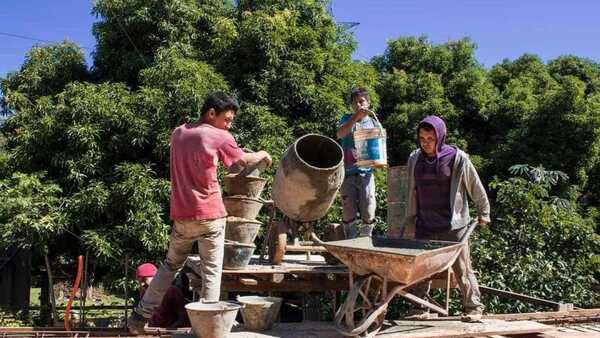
left=316, top=220, right=478, bottom=337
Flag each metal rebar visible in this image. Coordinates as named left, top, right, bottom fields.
left=81, top=250, right=89, bottom=328
left=124, top=255, right=129, bottom=328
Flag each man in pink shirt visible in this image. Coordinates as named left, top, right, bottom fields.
left=128, top=92, right=272, bottom=334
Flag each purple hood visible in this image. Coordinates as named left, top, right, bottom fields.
left=417, top=115, right=456, bottom=175
left=417, top=115, right=455, bottom=159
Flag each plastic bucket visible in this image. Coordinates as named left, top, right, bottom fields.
left=223, top=175, right=267, bottom=199
left=353, top=128, right=387, bottom=168
left=223, top=241, right=256, bottom=270
left=237, top=296, right=283, bottom=331
left=225, top=217, right=262, bottom=243
left=223, top=196, right=264, bottom=220
left=185, top=301, right=242, bottom=338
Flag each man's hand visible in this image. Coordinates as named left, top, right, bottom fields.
left=260, top=151, right=273, bottom=167
left=237, top=150, right=272, bottom=169
left=336, top=109, right=371, bottom=139
left=354, top=108, right=370, bottom=120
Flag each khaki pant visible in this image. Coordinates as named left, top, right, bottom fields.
left=135, top=218, right=225, bottom=318
left=341, top=172, right=376, bottom=237
left=411, top=226, right=483, bottom=312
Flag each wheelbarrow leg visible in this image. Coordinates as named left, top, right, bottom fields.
left=446, top=269, right=453, bottom=313
left=396, top=289, right=449, bottom=316
left=334, top=274, right=399, bottom=337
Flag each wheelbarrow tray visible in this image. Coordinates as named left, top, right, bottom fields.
left=322, top=236, right=462, bottom=285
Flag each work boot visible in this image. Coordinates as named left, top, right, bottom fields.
left=462, top=307, right=483, bottom=322
left=127, top=310, right=148, bottom=335
left=358, top=222, right=375, bottom=237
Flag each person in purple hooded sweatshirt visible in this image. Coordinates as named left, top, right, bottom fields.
left=388, top=115, right=490, bottom=321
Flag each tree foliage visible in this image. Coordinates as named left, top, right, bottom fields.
left=1, top=41, right=88, bottom=108
left=375, top=36, right=497, bottom=165
left=0, top=0, right=378, bottom=279
left=0, top=0, right=599, bottom=308
left=0, top=172, right=64, bottom=250
left=473, top=165, right=600, bottom=311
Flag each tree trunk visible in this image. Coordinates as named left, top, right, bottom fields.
left=44, top=252, right=59, bottom=325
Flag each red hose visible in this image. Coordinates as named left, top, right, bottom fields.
left=64, top=255, right=84, bottom=331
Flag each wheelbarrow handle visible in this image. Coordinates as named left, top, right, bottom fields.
left=459, top=219, right=479, bottom=245
left=310, top=232, right=324, bottom=245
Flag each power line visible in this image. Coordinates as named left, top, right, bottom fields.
left=116, top=19, right=147, bottom=66
left=0, top=31, right=92, bottom=50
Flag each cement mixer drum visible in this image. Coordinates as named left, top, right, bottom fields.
left=272, top=134, right=344, bottom=222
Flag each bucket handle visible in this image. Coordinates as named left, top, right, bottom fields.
left=365, top=109, right=382, bottom=127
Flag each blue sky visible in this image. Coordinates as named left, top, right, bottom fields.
left=1, top=0, right=600, bottom=78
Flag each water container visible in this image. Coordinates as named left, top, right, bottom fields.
left=354, top=127, right=387, bottom=168
left=353, top=112, right=387, bottom=168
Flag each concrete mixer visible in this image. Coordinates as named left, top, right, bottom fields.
left=267, top=134, right=345, bottom=264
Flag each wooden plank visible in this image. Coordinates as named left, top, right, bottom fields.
left=472, top=308, right=600, bottom=323
left=579, top=324, right=600, bottom=332
left=235, top=319, right=552, bottom=338
left=222, top=262, right=347, bottom=274
left=239, top=278, right=258, bottom=286
left=221, top=277, right=348, bottom=292
left=382, top=319, right=551, bottom=338
left=539, top=331, right=600, bottom=338
left=229, top=321, right=344, bottom=337
left=285, top=245, right=328, bottom=252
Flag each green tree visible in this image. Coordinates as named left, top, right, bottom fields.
left=1, top=41, right=88, bottom=107
left=1, top=0, right=382, bottom=279
left=473, top=165, right=600, bottom=311
left=92, top=0, right=210, bottom=86
left=0, top=172, right=64, bottom=250
left=374, top=36, right=497, bottom=165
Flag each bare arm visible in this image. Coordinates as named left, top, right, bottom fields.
left=336, top=110, right=369, bottom=139
left=236, top=150, right=272, bottom=168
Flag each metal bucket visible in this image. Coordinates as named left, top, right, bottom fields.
left=272, top=134, right=344, bottom=221
left=354, top=128, right=387, bottom=168
left=237, top=296, right=282, bottom=331
left=225, top=216, right=262, bottom=243
left=224, top=196, right=264, bottom=220
left=223, top=241, right=256, bottom=270
left=229, top=157, right=269, bottom=177
left=223, top=175, right=267, bottom=199
left=185, top=301, right=242, bottom=338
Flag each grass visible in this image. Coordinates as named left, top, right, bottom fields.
left=1, top=286, right=132, bottom=328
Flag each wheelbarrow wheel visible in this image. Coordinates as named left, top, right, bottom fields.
left=334, top=274, right=388, bottom=338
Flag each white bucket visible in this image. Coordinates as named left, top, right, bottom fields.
left=353, top=127, right=387, bottom=168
